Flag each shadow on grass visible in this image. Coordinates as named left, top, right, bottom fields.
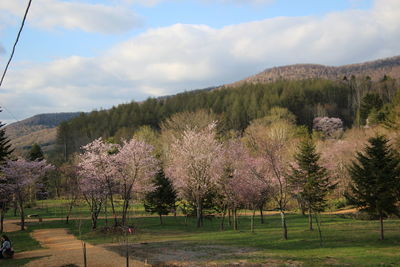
left=0, top=256, right=45, bottom=267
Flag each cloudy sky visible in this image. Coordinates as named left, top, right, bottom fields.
left=0, top=0, right=399, bottom=123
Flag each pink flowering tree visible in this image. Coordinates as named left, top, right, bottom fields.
left=1, top=159, right=54, bottom=230
left=244, top=121, right=297, bottom=240
left=0, top=175, right=12, bottom=233
left=231, top=154, right=270, bottom=232
left=215, top=141, right=242, bottom=230
left=166, top=123, right=224, bottom=228
left=115, top=138, right=159, bottom=226
left=79, top=138, right=120, bottom=226
left=77, top=162, right=108, bottom=229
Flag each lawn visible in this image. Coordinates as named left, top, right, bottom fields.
left=7, top=213, right=399, bottom=266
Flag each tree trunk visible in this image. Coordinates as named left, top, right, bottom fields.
left=228, top=209, right=232, bottom=227
left=19, top=202, right=25, bottom=231
left=159, top=214, right=163, bottom=225
left=380, top=215, right=384, bottom=240
left=104, top=199, right=108, bottom=227
left=122, top=199, right=129, bottom=226
left=65, top=197, right=75, bottom=224
left=196, top=199, right=203, bottom=228
left=280, top=210, right=288, bottom=240
left=308, top=206, right=313, bottom=231
left=251, top=208, right=256, bottom=233
left=233, top=208, right=238, bottom=230
left=0, top=209, right=4, bottom=233
left=259, top=206, right=264, bottom=224
left=109, top=192, right=118, bottom=227
left=220, top=207, right=226, bottom=231
left=314, top=213, right=323, bottom=246
left=92, top=214, right=98, bottom=230
left=13, top=201, right=17, bottom=216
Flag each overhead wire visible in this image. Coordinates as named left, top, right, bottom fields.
left=0, top=0, right=33, bottom=122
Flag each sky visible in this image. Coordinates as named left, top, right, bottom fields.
left=0, top=0, right=399, bottom=123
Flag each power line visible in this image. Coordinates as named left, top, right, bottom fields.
left=0, top=0, right=33, bottom=122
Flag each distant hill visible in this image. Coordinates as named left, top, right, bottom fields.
left=5, top=112, right=81, bottom=154
left=225, top=56, right=400, bottom=87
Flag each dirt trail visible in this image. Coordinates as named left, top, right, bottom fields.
left=14, top=228, right=147, bottom=267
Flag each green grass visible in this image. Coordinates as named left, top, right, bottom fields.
left=5, top=199, right=148, bottom=219
left=14, top=213, right=400, bottom=266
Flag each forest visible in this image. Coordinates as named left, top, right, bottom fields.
left=54, top=75, right=398, bottom=163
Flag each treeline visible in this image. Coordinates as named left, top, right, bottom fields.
left=55, top=76, right=398, bottom=162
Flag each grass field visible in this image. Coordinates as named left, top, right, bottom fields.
left=5, top=212, right=400, bottom=266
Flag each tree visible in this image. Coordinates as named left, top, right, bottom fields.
left=77, top=162, right=107, bottom=230
left=144, top=169, right=177, bottom=224
left=244, top=120, right=298, bottom=239
left=115, top=138, right=159, bottom=226
left=360, top=93, right=383, bottom=125
left=220, top=141, right=269, bottom=232
left=1, top=159, right=53, bottom=230
left=346, top=135, right=400, bottom=240
left=166, top=123, right=224, bottom=227
left=28, top=143, right=44, bottom=161
left=79, top=138, right=120, bottom=226
left=0, top=114, right=13, bottom=233
left=288, top=138, right=334, bottom=244
left=59, top=163, right=80, bottom=224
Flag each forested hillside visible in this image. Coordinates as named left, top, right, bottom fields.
left=55, top=76, right=398, bottom=161
left=227, top=55, right=400, bottom=87
left=6, top=112, right=80, bottom=154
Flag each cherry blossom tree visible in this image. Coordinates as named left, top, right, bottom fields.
left=79, top=138, right=120, bottom=226
left=1, top=159, right=53, bottom=230
left=0, top=175, right=12, bottom=233
left=244, top=121, right=298, bottom=239
left=166, top=123, right=224, bottom=227
left=218, top=141, right=269, bottom=231
left=115, top=138, right=159, bottom=226
left=230, top=151, right=269, bottom=232
left=77, top=162, right=107, bottom=229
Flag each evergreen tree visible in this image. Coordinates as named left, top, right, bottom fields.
left=28, top=143, right=47, bottom=200
left=28, top=143, right=44, bottom=161
left=288, top=138, right=334, bottom=235
left=346, top=135, right=400, bottom=240
left=144, top=169, right=177, bottom=224
left=0, top=113, right=13, bottom=164
left=0, top=111, right=13, bottom=233
left=360, top=93, right=383, bottom=125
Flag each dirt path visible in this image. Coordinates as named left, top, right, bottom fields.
left=14, top=228, right=147, bottom=267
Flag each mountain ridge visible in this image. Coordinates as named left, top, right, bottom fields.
left=224, top=55, right=400, bottom=87
left=5, top=112, right=81, bottom=154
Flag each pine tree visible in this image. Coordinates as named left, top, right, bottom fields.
left=0, top=112, right=13, bottom=233
left=144, top=169, right=177, bottom=224
left=0, top=115, right=13, bottom=164
left=28, top=143, right=47, bottom=200
left=346, top=135, right=400, bottom=240
left=28, top=143, right=44, bottom=161
left=288, top=138, right=334, bottom=235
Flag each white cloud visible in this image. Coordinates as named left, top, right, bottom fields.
left=0, top=0, right=142, bottom=34
left=204, top=0, right=275, bottom=5
left=118, top=0, right=274, bottom=7
left=1, top=0, right=399, bottom=121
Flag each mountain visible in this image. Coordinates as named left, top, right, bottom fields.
left=225, top=56, right=400, bottom=87
left=5, top=112, right=81, bottom=154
